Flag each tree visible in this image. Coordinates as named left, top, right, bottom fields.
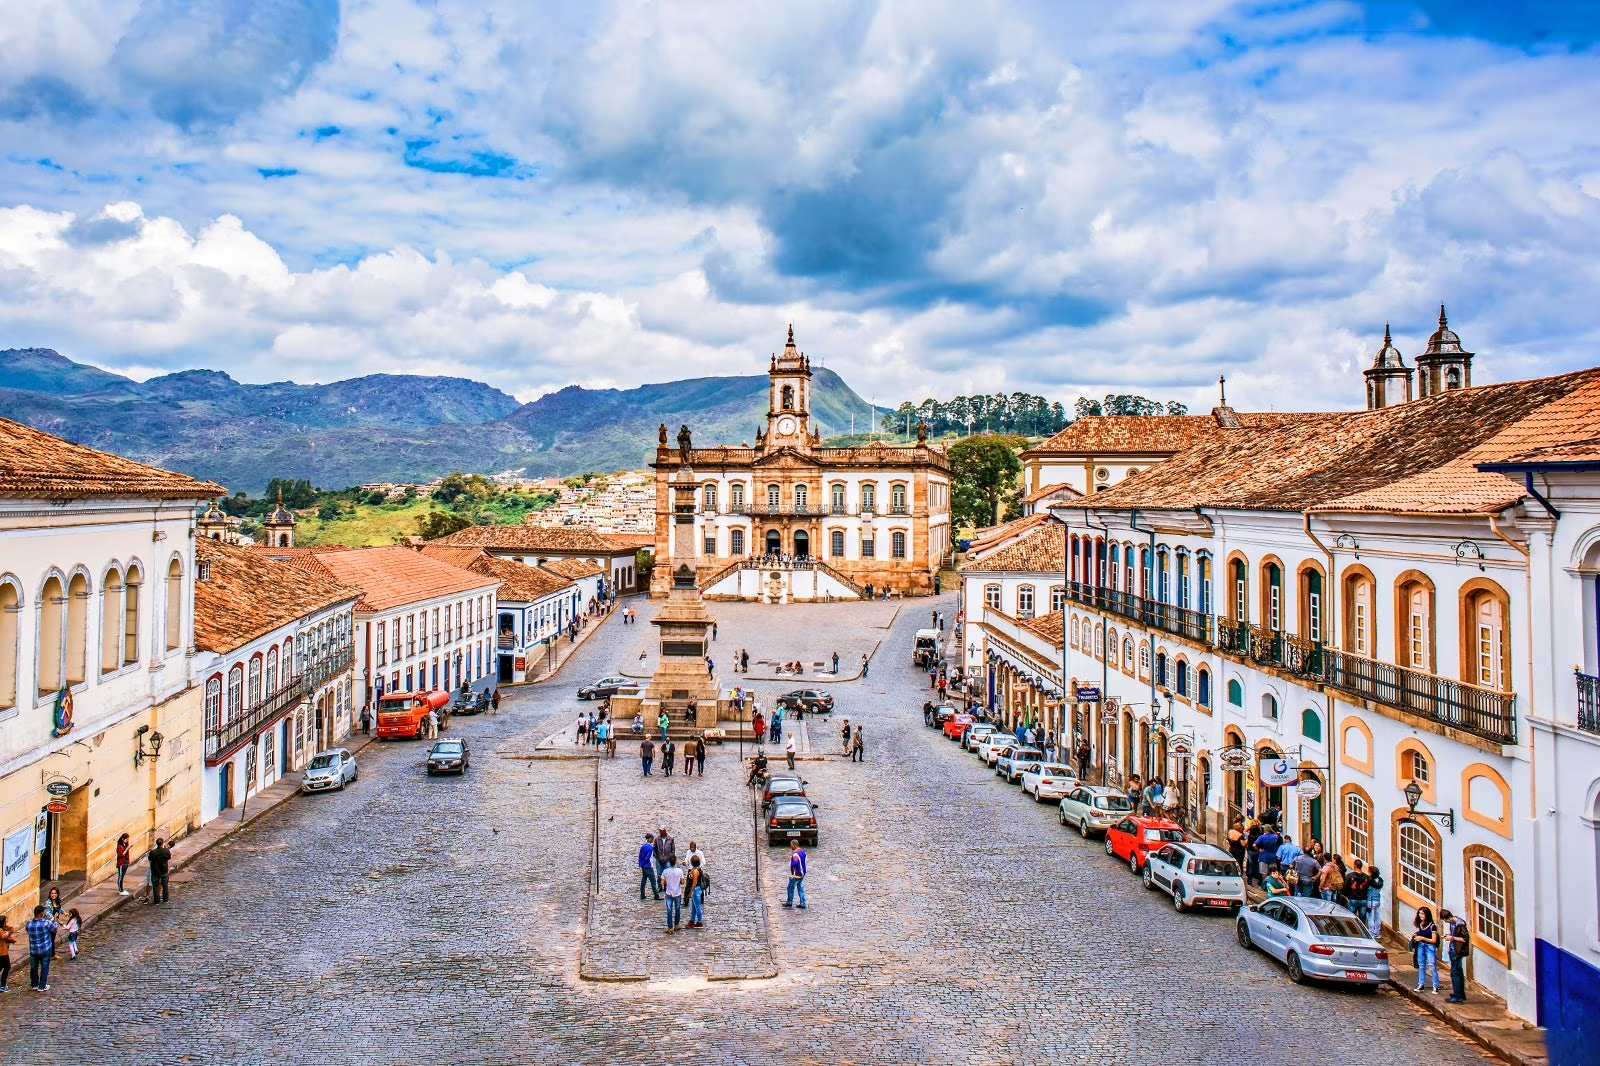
left=416, top=510, right=472, bottom=540
left=948, top=434, right=1024, bottom=530
left=264, top=478, right=317, bottom=509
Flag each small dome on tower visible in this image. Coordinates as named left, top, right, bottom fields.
left=1422, top=305, right=1471, bottom=357
left=200, top=498, right=227, bottom=523
left=1370, top=324, right=1407, bottom=369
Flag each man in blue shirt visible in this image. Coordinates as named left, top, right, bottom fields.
left=25, top=906, right=57, bottom=991
left=782, top=841, right=808, bottom=909
left=638, top=833, right=660, bottom=901
left=1276, top=835, right=1303, bottom=870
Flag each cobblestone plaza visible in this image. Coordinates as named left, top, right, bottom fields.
left=0, top=599, right=1494, bottom=1064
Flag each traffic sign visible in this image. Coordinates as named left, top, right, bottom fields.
left=44, top=800, right=67, bottom=815
left=44, top=781, right=71, bottom=798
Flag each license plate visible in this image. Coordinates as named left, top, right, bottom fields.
left=787, top=830, right=801, bottom=837
left=1209, top=899, right=1231, bottom=907
left=1343, top=970, right=1369, bottom=979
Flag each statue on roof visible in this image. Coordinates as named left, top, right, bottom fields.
left=659, top=422, right=668, bottom=445
left=677, top=424, right=693, bottom=463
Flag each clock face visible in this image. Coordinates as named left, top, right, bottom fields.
left=777, top=416, right=797, bottom=435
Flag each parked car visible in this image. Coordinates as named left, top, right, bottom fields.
left=766, top=796, right=820, bottom=847
left=976, top=734, right=1014, bottom=763
left=762, top=773, right=808, bottom=809
left=1105, top=816, right=1188, bottom=873
left=1058, top=786, right=1136, bottom=837
left=931, top=703, right=961, bottom=726
left=942, top=714, right=977, bottom=741
left=996, top=748, right=1045, bottom=783
left=577, top=676, right=637, bottom=700
left=1143, top=842, right=1245, bottom=914
left=1236, top=897, right=1390, bottom=987
left=777, top=689, right=834, bottom=715
left=961, top=723, right=999, bottom=752
left=301, top=748, right=357, bottom=792
left=426, top=738, right=470, bottom=775
left=1020, top=763, right=1078, bottom=802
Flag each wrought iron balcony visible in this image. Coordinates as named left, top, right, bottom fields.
left=830, top=504, right=847, bottom=515
left=1575, top=670, right=1600, bottom=735
left=206, top=645, right=354, bottom=763
left=1064, top=581, right=1212, bottom=645
left=891, top=505, right=908, bottom=515
left=1323, top=649, right=1515, bottom=745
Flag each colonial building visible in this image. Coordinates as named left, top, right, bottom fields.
left=419, top=545, right=579, bottom=685
left=192, top=539, right=357, bottom=822
left=651, top=327, right=953, bottom=598
left=0, top=418, right=218, bottom=930
left=433, top=525, right=641, bottom=596
left=960, top=319, right=1600, bottom=1034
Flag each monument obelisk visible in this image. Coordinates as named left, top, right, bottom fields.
left=643, top=426, right=721, bottom=729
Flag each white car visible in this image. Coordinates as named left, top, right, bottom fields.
left=1237, top=897, right=1391, bottom=987
left=1142, top=841, right=1246, bottom=913
left=962, top=723, right=999, bottom=752
left=1057, top=785, right=1135, bottom=837
left=302, top=748, right=357, bottom=792
left=995, top=748, right=1045, bottom=783
left=1020, top=763, right=1078, bottom=802
left=977, top=735, right=1015, bottom=765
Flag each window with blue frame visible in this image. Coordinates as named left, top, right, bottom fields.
left=1198, top=554, right=1213, bottom=615
left=1198, top=667, right=1211, bottom=707
left=1140, top=548, right=1151, bottom=597
left=1156, top=651, right=1168, bottom=687
left=1157, top=550, right=1170, bottom=603
left=1176, top=659, right=1189, bottom=697
left=1108, top=544, right=1120, bottom=589
left=1177, top=550, right=1190, bottom=610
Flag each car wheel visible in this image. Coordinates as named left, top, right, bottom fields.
left=338, top=777, right=346, bottom=791
left=1079, top=818, right=1091, bottom=839
left=1059, top=808, right=1068, bottom=826
left=1236, top=920, right=1252, bottom=950
left=1128, top=852, right=1141, bottom=875
left=1287, top=952, right=1307, bottom=984
left=1172, top=886, right=1187, bottom=912
left=1142, top=866, right=1155, bottom=890
left=1104, top=837, right=1115, bottom=856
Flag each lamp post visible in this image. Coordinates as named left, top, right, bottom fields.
left=1402, top=779, right=1455, bottom=834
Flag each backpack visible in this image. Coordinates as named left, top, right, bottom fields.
left=1450, top=917, right=1469, bottom=950
left=1327, top=867, right=1344, bottom=891
left=1285, top=866, right=1299, bottom=886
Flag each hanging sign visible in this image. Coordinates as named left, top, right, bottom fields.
left=1075, top=686, right=1101, bottom=703
left=1168, top=734, right=1194, bottom=755
left=2, top=826, right=31, bottom=892
left=1218, top=748, right=1250, bottom=771
left=44, top=800, right=67, bottom=815
left=44, top=780, right=72, bottom=798
left=1296, top=778, right=1324, bottom=800
left=1259, top=755, right=1299, bottom=786
left=50, top=687, right=74, bottom=738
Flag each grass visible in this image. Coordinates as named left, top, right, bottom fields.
left=293, top=498, right=438, bottom=547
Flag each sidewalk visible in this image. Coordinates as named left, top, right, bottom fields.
left=6, top=731, right=378, bottom=973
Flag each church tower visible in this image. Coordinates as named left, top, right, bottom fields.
left=764, top=325, right=814, bottom=451
left=263, top=488, right=296, bottom=548
left=197, top=498, right=229, bottom=541
left=1364, top=324, right=1414, bottom=410
left=1415, top=305, right=1473, bottom=399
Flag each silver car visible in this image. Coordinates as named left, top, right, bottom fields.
left=962, top=723, right=999, bottom=752
left=1057, top=785, right=1135, bottom=837
left=1237, top=897, right=1391, bottom=987
left=302, top=748, right=357, bottom=792
left=995, top=748, right=1045, bottom=783
left=1143, top=841, right=1245, bottom=913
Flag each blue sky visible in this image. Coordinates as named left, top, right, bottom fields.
left=1, top=0, right=1598, bottom=412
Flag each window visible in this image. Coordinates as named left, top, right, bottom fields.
left=1176, top=551, right=1190, bottom=609
left=1349, top=578, right=1372, bottom=655
left=123, top=563, right=141, bottom=663
left=1157, top=551, right=1170, bottom=603
left=831, top=484, right=845, bottom=514
left=248, top=656, right=262, bottom=708
left=985, top=584, right=1002, bottom=610
left=295, top=709, right=305, bottom=752
left=795, top=484, right=808, bottom=512
left=1301, top=707, right=1322, bottom=742
left=1124, top=544, right=1135, bottom=593
left=1139, top=643, right=1150, bottom=678
left=1265, top=563, right=1282, bottom=631
left=1123, top=636, right=1134, bottom=671
left=101, top=567, right=124, bottom=673
left=731, top=529, right=746, bottom=556
left=1070, top=615, right=1080, bottom=646
left=1303, top=569, right=1323, bottom=643
left=1176, top=659, right=1189, bottom=698
left=1017, top=585, right=1035, bottom=618
left=731, top=483, right=745, bottom=509
left=432, top=609, right=440, bottom=648
left=1108, top=544, right=1120, bottom=590
left=861, top=536, right=875, bottom=559
left=781, top=384, right=794, bottom=410
left=1471, top=592, right=1506, bottom=689
left=204, top=676, right=221, bottom=735
left=1399, top=822, right=1439, bottom=903
left=1155, top=651, right=1167, bottom=687
left=1197, top=666, right=1211, bottom=707
left=266, top=648, right=278, bottom=694
left=1198, top=555, right=1212, bottom=615
left=1408, top=749, right=1430, bottom=784
left=704, top=535, right=717, bottom=556
left=830, top=530, right=845, bottom=558
left=1227, top=678, right=1243, bottom=706
left=891, top=484, right=907, bottom=514
left=0, top=580, right=17, bottom=711
left=283, top=640, right=294, bottom=684
left=264, top=728, right=275, bottom=776
left=767, top=484, right=780, bottom=510
left=703, top=484, right=717, bottom=512
left=1095, top=624, right=1106, bottom=658
left=891, top=531, right=906, bottom=559
left=1050, top=586, right=1066, bottom=611
left=165, top=559, right=183, bottom=651
left=38, top=574, right=65, bottom=693
left=1230, top=559, right=1247, bottom=622
left=406, top=616, right=415, bottom=657
left=1472, top=856, right=1509, bottom=948
left=227, top=664, right=244, bottom=723
left=1403, top=581, right=1433, bottom=669
left=1345, top=792, right=1371, bottom=863
left=65, top=572, right=88, bottom=687
left=1262, top=693, right=1278, bottom=720
left=861, top=484, right=876, bottom=513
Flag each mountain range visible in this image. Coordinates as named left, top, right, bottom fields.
left=0, top=348, right=882, bottom=494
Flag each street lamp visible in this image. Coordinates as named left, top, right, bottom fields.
left=1402, top=779, right=1455, bottom=834
left=133, top=725, right=163, bottom=768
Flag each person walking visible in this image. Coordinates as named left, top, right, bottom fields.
left=662, top=858, right=685, bottom=933
left=1413, top=907, right=1441, bottom=993
left=686, top=857, right=707, bottom=928
left=711, top=623, right=718, bottom=641
left=1443, top=908, right=1471, bottom=1003
left=638, top=833, right=660, bottom=900
left=681, top=737, right=697, bottom=777
left=63, top=909, right=81, bottom=961
left=1075, top=738, right=1091, bottom=781
left=427, top=707, right=439, bottom=740
left=741, top=650, right=750, bottom=671
left=840, top=718, right=851, bottom=755
left=861, top=653, right=869, bottom=677
left=785, top=732, right=796, bottom=771
left=782, top=840, right=808, bottom=909
left=1365, top=865, right=1386, bottom=939
left=640, top=736, right=655, bottom=777
left=114, top=831, right=132, bottom=895
left=654, top=828, right=676, bottom=884
left=832, top=651, right=839, bottom=674
left=1227, top=819, right=1249, bottom=882
left=25, top=906, right=56, bottom=991
left=657, top=710, right=670, bottom=741
left=684, top=840, right=705, bottom=877
left=0, top=914, right=15, bottom=992
left=751, top=710, right=765, bottom=742
left=696, top=736, right=708, bottom=775
left=148, top=837, right=172, bottom=904
left=770, top=707, right=782, bottom=743
left=850, top=725, right=864, bottom=763
left=661, top=737, right=676, bottom=777
left=491, top=689, right=501, bottom=712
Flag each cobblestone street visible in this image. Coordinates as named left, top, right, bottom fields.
left=0, top=597, right=1495, bottom=1065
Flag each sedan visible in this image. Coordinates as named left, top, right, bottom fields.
left=777, top=689, right=834, bottom=715
left=302, top=749, right=357, bottom=792
left=1020, top=764, right=1078, bottom=802
left=577, top=676, right=637, bottom=700
left=976, top=735, right=1014, bottom=764
left=766, top=796, right=820, bottom=847
left=762, top=773, right=808, bottom=808
left=942, top=714, right=977, bottom=741
left=930, top=703, right=961, bottom=726
left=996, top=748, right=1045, bottom=783
left=962, top=724, right=999, bottom=752
left=1237, top=897, right=1391, bottom=987
left=426, top=738, right=470, bottom=775
left=1058, top=786, right=1136, bottom=838
left=1105, top=816, right=1188, bottom=873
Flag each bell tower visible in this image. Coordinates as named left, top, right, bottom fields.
left=263, top=488, right=296, bottom=548
left=765, top=324, right=813, bottom=451
left=1416, top=305, right=1473, bottom=399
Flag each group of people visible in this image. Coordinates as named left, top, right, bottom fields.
left=637, top=827, right=710, bottom=931
left=838, top=718, right=865, bottom=761
left=638, top=734, right=710, bottom=777
left=575, top=709, right=620, bottom=757
left=1123, top=773, right=1182, bottom=821
left=1409, top=905, right=1474, bottom=1003
left=1228, top=816, right=1386, bottom=937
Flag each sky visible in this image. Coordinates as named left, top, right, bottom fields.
left=1, top=0, right=1598, bottom=412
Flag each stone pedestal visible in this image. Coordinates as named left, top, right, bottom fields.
left=643, top=458, right=721, bottom=719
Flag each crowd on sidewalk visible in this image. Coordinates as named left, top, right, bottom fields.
left=633, top=825, right=810, bottom=931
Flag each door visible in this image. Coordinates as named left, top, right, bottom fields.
left=220, top=763, right=234, bottom=810
left=499, top=655, right=513, bottom=683
left=765, top=529, right=781, bottom=555
left=793, top=530, right=810, bottom=558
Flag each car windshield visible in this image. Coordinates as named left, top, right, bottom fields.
left=770, top=781, right=804, bottom=793
left=1041, top=766, right=1073, bottom=776
left=1191, top=859, right=1239, bottom=877
left=308, top=754, right=337, bottom=770
left=432, top=743, right=463, bottom=755
left=1096, top=795, right=1135, bottom=811
left=1307, top=914, right=1369, bottom=939
left=1143, top=828, right=1185, bottom=842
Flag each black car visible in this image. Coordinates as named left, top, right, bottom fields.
left=930, top=703, right=960, bottom=726
left=426, top=738, right=470, bottom=775
left=776, top=689, right=834, bottom=714
left=762, top=774, right=808, bottom=810
left=577, top=676, right=638, bottom=701
left=766, top=796, right=819, bottom=847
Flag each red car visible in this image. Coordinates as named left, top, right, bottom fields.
left=1105, top=816, right=1187, bottom=873
left=942, top=714, right=976, bottom=741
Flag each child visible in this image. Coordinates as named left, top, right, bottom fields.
left=65, top=909, right=82, bottom=960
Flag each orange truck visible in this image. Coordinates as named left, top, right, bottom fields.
left=376, top=689, right=451, bottom=740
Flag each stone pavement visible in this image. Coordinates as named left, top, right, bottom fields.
left=581, top=743, right=776, bottom=981
left=620, top=598, right=903, bottom=681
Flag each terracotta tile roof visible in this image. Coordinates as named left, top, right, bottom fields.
left=1022, top=412, right=1307, bottom=458
left=193, top=538, right=358, bottom=654
left=1085, top=368, right=1600, bottom=516
left=540, top=557, right=605, bottom=580
left=294, top=545, right=501, bottom=613
left=0, top=416, right=222, bottom=500
left=1483, top=437, right=1600, bottom=466
left=420, top=545, right=574, bottom=603
left=605, top=533, right=657, bottom=551
left=434, top=525, right=633, bottom=555
left=966, top=513, right=1050, bottom=556
left=1023, top=482, right=1083, bottom=505
left=961, top=522, right=1065, bottom=574
left=1023, top=610, right=1065, bottom=648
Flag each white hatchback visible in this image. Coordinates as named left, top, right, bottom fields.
left=1020, top=763, right=1078, bottom=802
left=976, top=735, right=1015, bottom=765
left=1142, top=841, right=1246, bottom=914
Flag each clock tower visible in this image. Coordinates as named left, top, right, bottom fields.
left=764, top=324, right=814, bottom=451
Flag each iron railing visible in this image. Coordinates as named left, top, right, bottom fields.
left=206, top=646, right=354, bottom=763
left=1323, top=649, right=1515, bottom=745
left=1578, top=670, right=1600, bottom=734
left=1064, top=581, right=1212, bottom=645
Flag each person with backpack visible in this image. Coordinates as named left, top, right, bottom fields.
left=1253, top=823, right=1282, bottom=883
left=1365, top=865, right=1386, bottom=938
left=1292, top=850, right=1322, bottom=898
left=1318, top=854, right=1345, bottom=901
left=1344, top=860, right=1371, bottom=922
left=1442, top=908, right=1470, bottom=1002
left=685, top=857, right=708, bottom=929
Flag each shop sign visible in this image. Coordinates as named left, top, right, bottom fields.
left=44, top=800, right=67, bottom=815
left=44, top=780, right=72, bottom=798
left=1258, top=755, right=1299, bottom=786
left=2, top=826, right=31, bottom=891
left=1296, top=778, right=1324, bottom=800
left=514, top=657, right=526, bottom=671
left=1075, top=686, right=1101, bottom=703
left=1218, top=748, right=1250, bottom=771
left=1168, top=734, right=1194, bottom=755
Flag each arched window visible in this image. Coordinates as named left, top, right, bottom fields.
left=1124, top=543, right=1135, bottom=593
left=1345, top=790, right=1371, bottom=862
left=1466, top=588, right=1508, bottom=689
left=65, top=571, right=88, bottom=687
left=282, top=639, right=294, bottom=684
left=860, top=484, right=876, bottom=513
left=1301, top=707, right=1322, bottom=742
left=1175, top=659, right=1189, bottom=698
left=830, top=484, right=845, bottom=514
left=1301, top=568, right=1323, bottom=643
left=1138, top=642, right=1150, bottom=679
left=1408, top=747, right=1431, bottom=784
left=1399, top=821, right=1440, bottom=903
left=1398, top=576, right=1434, bottom=671
left=730, top=482, right=745, bottom=509
left=1346, top=574, right=1374, bottom=656
left=101, top=566, right=124, bottom=673
left=165, top=558, right=183, bottom=651
left=1470, top=852, right=1511, bottom=951
left=38, top=574, right=65, bottom=696
left=1263, top=562, right=1283, bottom=632
left=984, top=584, right=1001, bottom=610
left=1155, top=651, right=1167, bottom=687
left=1070, top=616, right=1080, bottom=647
left=1227, top=678, right=1243, bottom=706
left=1108, top=544, right=1120, bottom=590
left=1230, top=558, right=1248, bottom=622
left=1198, top=554, right=1212, bottom=615
left=781, top=384, right=794, bottom=410
left=204, top=676, right=221, bottom=736
left=1017, top=585, right=1035, bottom=618
left=1157, top=550, right=1170, bottom=603
left=247, top=656, right=262, bottom=707
left=891, top=484, right=907, bottom=513
left=1176, top=550, right=1190, bottom=609
left=227, top=664, right=244, bottom=723
left=1197, top=666, right=1211, bottom=707
left=891, top=531, right=907, bottom=559
left=767, top=484, right=780, bottom=510
left=266, top=646, right=279, bottom=695
left=1122, top=636, right=1134, bottom=671
left=1261, top=693, right=1278, bottom=721
left=1094, top=623, right=1105, bottom=658
left=702, top=484, right=717, bottom=511
left=122, top=563, right=141, bottom=665
left=0, top=579, right=18, bottom=711
left=1139, top=548, right=1151, bottom=597
left=792, top=484, right=807, bottom=513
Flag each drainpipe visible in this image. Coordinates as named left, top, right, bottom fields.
left=1303, top=511, right=1338, bottom=854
